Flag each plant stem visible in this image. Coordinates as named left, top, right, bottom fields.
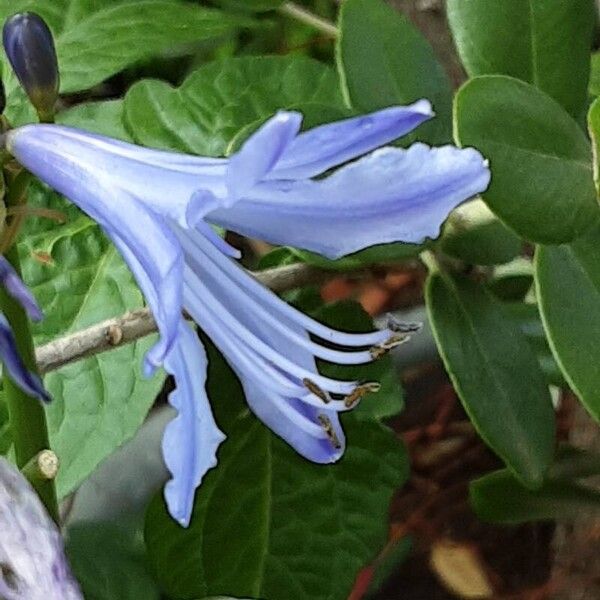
left=277, top=2, right=338, bottom=38
left=0, top=243, right=59, bottom=522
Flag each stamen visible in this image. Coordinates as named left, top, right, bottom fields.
left=370, top=334, right=411, bottom=360
left=303, top=378, right=331, bottom=404
left=317, top=414, right=342, bottom=450
left=386, top=314, right=422, bottom=334
left=344, top=381, right=381, bottom=408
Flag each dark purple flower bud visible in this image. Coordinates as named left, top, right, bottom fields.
left=0, top=78, right=6, bottom=115
left=0, top=457, right=82, bottom=599
left=3, top=12, right=59, bottom=122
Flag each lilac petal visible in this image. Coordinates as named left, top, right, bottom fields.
left=227, top=111, right=302, bottom=202
left=0, top=458, right=82, bottom=600
left=162, top=321, right=225, bottom=527
left=0, top=313, right=49, bottom=402
left=0, top=257, right=43, bottom=321
left=6, top=125, right=228, bottom=228
left=270, top=100, right=434, bottom=179
left=208, top=143, right=491, bottom=258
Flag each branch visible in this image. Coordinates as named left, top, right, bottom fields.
left=277, top=2, right=338, bottom=38
left=35, top=261, right=376, bottom=374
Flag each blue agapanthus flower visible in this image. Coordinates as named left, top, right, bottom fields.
left=5, top=103, right=490, bottom=526
left=0, top=256, right=48, bottom=402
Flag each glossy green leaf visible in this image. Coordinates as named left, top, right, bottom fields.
left=447, top=0, right=595, bottom=118
left=440, top=200, right=522, bottom=266
left=470, top=468, right=600, bottom=524
left=66, top=523, right=160, bottom=600
left=455, top=76, right=598, bottom=243
left=124, top=55, right=344, bottom=155
left=487, top=258, right=533, bottom=301
left=503, top=302, right=564, bottom=387
left=57, top=1, right=250, bottom=93
left=587, top=97, right=600, bottom=193
left=145, top=347, right=407, bottom=600
left=337, top=0, right=451, bottom=144
left=426, top=271, right=555, bottom=487
left=535, top=222, right=600, bottom=421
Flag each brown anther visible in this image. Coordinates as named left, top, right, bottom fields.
left=106, top=325, right=123, bottom=346
left=386, top=314, right=423, bottom=334
left=303, top=378, right=331, bottom=403
left=369, top=334, right=411, bottom=360
left=343, top=381, right=382, bottom=408
left=317, top=414, right=342, bottom=450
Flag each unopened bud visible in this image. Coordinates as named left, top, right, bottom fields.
left=3, top=12, right=59, bottom=122
left=0, top=78, right=5, bottom=115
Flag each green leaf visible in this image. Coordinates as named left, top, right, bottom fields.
left=440, top=200, right=522, bottom=266
left=337, top=0, right=452, bottom=144
left=145, top=345, right=407, bottom=600
left=57, top=100, right=131, bottom=140
left=124, top=55, right=344, bottom=155
left=503, top=302, right=564, bottom=387
left=590, top=52, right=600, bottom=97
left=470, top=468, right=600, bottom=524
left=57, top=1, right=250, bottom=93
left=426, top=271, right=555, bottom=487
left=214, top=0, right=283, bottom=11
left=447, top=0, right=595, bottom=118
left=454, top=76, right=599, bottom=244
left=66, top=523, right=160, bottom=600
left=145, top=416, right=406, bottom=600
left=587, top=97, right=600, bottom=193
left=487, top=258, right=533, bottom=301
left=535, top=221, right=600, bottom=421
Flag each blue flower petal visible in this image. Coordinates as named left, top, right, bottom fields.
left=208, top=143, right=491, bottom=258
left=162, top=321, right=225, bottom=527
left=0, top=312, right=49, bottom=402
left=227, top=111, right=302, bottom=201
left=0, top=257, right=43, bottom=321
left=271, top=100, right=433, bottom=179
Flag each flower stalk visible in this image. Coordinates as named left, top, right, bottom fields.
left=0, top=232, right=58, bottom=522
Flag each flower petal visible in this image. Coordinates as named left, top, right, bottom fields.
left=227, top=111, right=302, bottom=201
left=0, top=457, right=82, bottom=599
left=162, top=321, right=226, bottom=527
left=271, top=100, right=433, bottom=179
left=208, top=143, right=491, bottom=258
left=0, top=257, right=43, bottom=321
left=0, top=312, right=48, bottom=402
left=7, top=125, right=228, bottom=227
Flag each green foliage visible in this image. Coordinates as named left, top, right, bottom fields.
left=447, top=0, right=595, bottom=118
left=124, top=55, right=344, bottom=155
left=426, top=270, right=555, bottom=487
left=66, top=523, right=160, bottom=600
left=337, top=0, right=451, bottom=144
left=454, top=76, right=599, bottom=243
left=535, top=222, right=600, bottom=421
left=471, top=468, right=600, bottom=524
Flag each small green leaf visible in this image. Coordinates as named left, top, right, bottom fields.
left=487, top=258, right=533, bottom=301
left=124, top=55, right=344, bottom=155
left=535, top=222, right=600, bottom=421
left=426, top=271, right=555, bottom=487
left=455, top=76, right=599, bottom=243
left=66, top=523, right=160, bottom=600
left=337, top=0, right=451, bottom=144
left=447, top=0, right=595, bottom=118
left=470, top=468, right=600, bottom=524
left=440, top=200, right=522, bottom=266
